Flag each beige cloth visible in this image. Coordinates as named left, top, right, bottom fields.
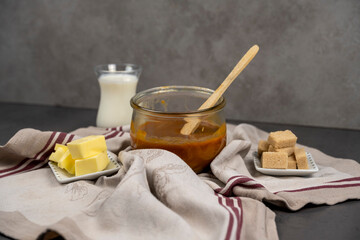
left=209, top=124, right=360, bottom=211
left=0, top=124, right=359, bottom=240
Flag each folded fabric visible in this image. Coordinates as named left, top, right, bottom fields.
left=0, top=124, right=359, bottom=240
left=205, top=124, right=360, bottom=211
left=0, top=125, right=277, bottom=240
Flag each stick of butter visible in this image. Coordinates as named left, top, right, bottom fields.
left=75, top=151, right=110, bottom=176
left=67, top=135, right=107, bottom=159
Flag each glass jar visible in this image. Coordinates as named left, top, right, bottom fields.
left=95, top=63, right=142, bottom=128
left=130, top=86, right=226, bottom=173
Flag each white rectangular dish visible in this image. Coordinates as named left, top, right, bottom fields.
left=254, top=151, right=319, bottom=176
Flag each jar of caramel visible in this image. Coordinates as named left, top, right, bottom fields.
left=130, top=86, right=226, bottom=173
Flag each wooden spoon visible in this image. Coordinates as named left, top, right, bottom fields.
left=180, top=45, right=259, bottom=135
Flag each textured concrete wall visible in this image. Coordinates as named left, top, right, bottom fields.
left=0, top=0, right=359, bottom=129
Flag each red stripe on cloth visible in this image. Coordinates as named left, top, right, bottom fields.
left=104, top=126, right=124, bottom=137
left=216, top=193, right=234, bottom=240
left=105, top=131, right=119, bottom=139
left=228, top=175, right=254, bottom=182
left=226, top=197, right=242, bottom=240
left=236, top=197, right=243, bottom=240
left=327, top=177, right=360, bottom=183
left=37, top=132, right=67, bottom=161
left=239, top=184, right=264, bottom=189
left=0, top=158, right=28, bottom=174
left=105, top=130, right=126, bottom=139
left=0, top=131, right=74, bottom=178
left=106, top=126, right=123, bottom=131
left=116, top=127, right=125, bottom=138
left=0, top=131, right=57, bottom=174
left=215, top=192, right=244, bottom=240
left=274, top=183, right=360, bottom=194
left=227, top=175, right=262, bottom=186
left=104, top=129, right=116, bottom=137
left=220, top=177, right=265, bottom=197
left=0, top=159, right=45, bottom=178
left=37, top=132, right=76, bottom=162
left=68, top=134, right=75, bottom=142
left=221, top=178, right=251, bottom=196
left=33, top=131, right=57, bottom=159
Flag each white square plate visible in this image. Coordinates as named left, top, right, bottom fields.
left=254, top=151, right=319, bottom=176
left=48, top=151, right=121, bottom=183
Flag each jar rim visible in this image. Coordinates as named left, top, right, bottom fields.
left=94, top=63, right=142, bottom=75
left=130, top=85, right=226, bottom=116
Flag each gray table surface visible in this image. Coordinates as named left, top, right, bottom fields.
left=1, top=102, right=359, bottom=240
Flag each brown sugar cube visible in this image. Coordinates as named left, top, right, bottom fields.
left=288, top=154, right=296, bottom=161
left=282, top=146, right=295, bottom=156
left=261, top=152, right=288, bottom=169
left=258, top=140, right=269, bottom=156
left=267, top=130, right=297, bottom=148
left=268, top=145, right=295, bottom=156
left=287, top=155, right=297, bottom=169
left=268, top=144, right=276, bottom=152
left=294, top=147, right=308, bottom=169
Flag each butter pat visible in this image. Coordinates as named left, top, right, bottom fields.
left=54, top=143, right=67, bottom=151
left=49, top=144, right=76, bottom=174
left=67, top=135, right=107, bottom=159
left=49, top=145, right=67, bottom=163
left=57, top=150, right=76, bottom=175
left=75, top=152, right=110, bottom=176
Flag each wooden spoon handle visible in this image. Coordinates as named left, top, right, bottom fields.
left=199, top=45, right=259, bottom=110
left=180, top=45, right=259, bottom=135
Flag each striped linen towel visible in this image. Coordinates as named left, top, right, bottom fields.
left=0, top=124, right=359, bottom=239
left=204, top=124, right=360, bottom=211
left=0, top=125, right=276, bottom=240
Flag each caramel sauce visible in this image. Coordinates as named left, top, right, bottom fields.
left=130, top=120, right=226, bottom=173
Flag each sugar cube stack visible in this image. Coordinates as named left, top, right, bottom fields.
left=257, top=130, right=309, bottom=170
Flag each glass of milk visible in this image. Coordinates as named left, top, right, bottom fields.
left=95, top=63, right=142, bottom=128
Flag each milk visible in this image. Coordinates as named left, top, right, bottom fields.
left=96, top=73, right=138, bottom=128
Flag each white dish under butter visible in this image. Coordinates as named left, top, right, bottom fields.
left=48, top=151, right=121, bottom=183
left=254, top=151, right=319, bottom=176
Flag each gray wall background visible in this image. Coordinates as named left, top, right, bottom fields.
left=0, top=0, right=359, bottom=130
